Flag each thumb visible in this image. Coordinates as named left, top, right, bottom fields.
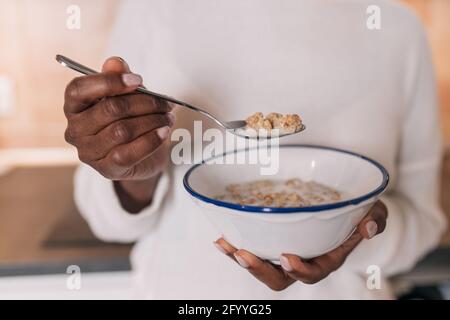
left=357, top=200, right=388, bottom=240
left=101, top=56, right=131, bottom=74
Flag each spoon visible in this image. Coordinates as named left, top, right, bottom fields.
left=56, top=55, right=305, bottom=139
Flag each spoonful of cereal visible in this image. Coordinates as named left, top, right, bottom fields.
left=233, top=112, right=305, bottom=139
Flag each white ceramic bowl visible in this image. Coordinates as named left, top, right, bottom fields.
left=183, top=145, right=389, bottom=261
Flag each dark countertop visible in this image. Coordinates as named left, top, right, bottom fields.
left=0, top=166, right=132, bottom=277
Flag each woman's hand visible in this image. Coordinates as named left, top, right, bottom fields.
left=214, top=200, right=387, bottom=291
left=63, top=57, right=175, bottom=212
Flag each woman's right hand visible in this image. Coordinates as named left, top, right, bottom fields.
left=63, top=57, right=175, bottom=212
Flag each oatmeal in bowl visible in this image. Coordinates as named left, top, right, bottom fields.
left=183, top=145, right=389, bottom=260
left=215, top=179, right=342, bottom=208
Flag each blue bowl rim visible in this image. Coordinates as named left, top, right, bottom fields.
left=183, top=144, right=390, bottom=213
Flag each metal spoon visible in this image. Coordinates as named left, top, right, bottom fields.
left=56, top=55, right=305, bottom=139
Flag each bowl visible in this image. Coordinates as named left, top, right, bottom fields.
left=183, top=144, right=389, bottom=261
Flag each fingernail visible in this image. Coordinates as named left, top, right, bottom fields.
left=156, top=126, right=170, bottom=140
left=366, top=221, right=378, bottom=239
left=214, top=242, right=227, bottom=255
left=280, top=255, right=293, bottom=272
left=122, top=73, right=142, bottom=87
left=234, top=253, right=249, bottom=269
left=114, top=56, right=129, bottom=69
left=167, top=112, right=176, bottom=126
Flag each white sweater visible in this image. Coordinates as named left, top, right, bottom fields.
left=74, top=0, right=447, bottom=299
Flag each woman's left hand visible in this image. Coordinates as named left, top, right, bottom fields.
left=214, top=200, right=388, bottom=291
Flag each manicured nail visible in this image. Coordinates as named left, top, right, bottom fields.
left=214, top=242, right=227, bottom=255
left=366, top=221, right=378, bottom=239
left=234, top=253, right=249, bottom=269
left=114, top=56, right=129, bottom=69
left=280, top=256, right=293, bottom=272
left=156, top=126, right=170, bottom=140
left=122, top=73, right=142, bottom=87
left=167, top=112, right=176, bottom=126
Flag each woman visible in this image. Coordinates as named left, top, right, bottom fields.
left=64, top=0, right=446, bottom=299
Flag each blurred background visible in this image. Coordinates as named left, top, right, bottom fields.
left=0, top=0, right=449, bottom=299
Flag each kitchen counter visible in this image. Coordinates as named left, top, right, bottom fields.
left=0, top=271, right=133, bottom=300
left=0, top=166, right=132, bottom=277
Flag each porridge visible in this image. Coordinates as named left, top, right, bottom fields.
left=214, top=178, right=342, bottom=207
left=245, top=112, right=303, bottom=134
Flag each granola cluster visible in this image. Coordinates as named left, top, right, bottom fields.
left=215, top=178, right=341, bottom=208
left=245, top=112, right=302, bottom=134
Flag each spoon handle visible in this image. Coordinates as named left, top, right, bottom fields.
left=55, top=55, right=223, bottom=126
